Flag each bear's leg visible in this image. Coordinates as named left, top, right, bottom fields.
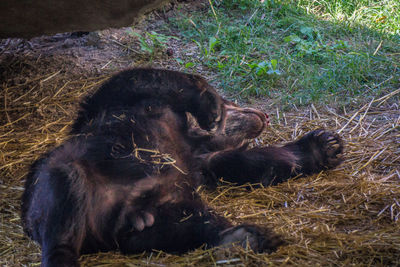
left=42, top=245, right=79, bottom=267
left=117, top=198, right=283, bottom=254
left=29, top=168, right=86, bottom=267
left=205, top=146, right=300, bottom=186
left=205, top=129, right=343, bottom=186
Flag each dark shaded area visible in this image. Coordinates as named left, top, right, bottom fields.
left=0, top=0, right=170, bottom=38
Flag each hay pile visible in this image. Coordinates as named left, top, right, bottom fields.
left=1, top=28, right=399, bottom=267
left=1, top=62, right=399, bottom=266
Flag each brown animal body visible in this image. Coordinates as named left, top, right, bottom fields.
left=21, top=69, right=344, bottom=266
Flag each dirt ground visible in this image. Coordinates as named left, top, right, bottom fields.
left=1, top=2, right=399, bottom=266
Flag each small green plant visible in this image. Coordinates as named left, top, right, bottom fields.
left=247, top=59, right=282, bottom=76
left=193, top=36, right=220, bottom=58
left=175, top=58, right=196, bottom=69
left=284, top=26, right=324, bottom=58
left=128, top=30, right=177, bottom=59
left=208, top=36, right=220, bottom=54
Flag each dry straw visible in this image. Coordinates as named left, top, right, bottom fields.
left=1, top=65, right=399, bottom=266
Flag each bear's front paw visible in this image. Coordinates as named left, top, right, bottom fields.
left=311, top=129, right=344, bottom=169
left=296, top=129, right=344, bottom=173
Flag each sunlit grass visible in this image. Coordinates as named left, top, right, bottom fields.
left=166, top=0, right=399, bottom=106
left=296, top=0, right=400, bottom=36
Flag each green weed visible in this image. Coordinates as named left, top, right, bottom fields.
left=128, top=29, right=178, bottom=60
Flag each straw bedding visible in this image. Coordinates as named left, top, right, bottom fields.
left=1, top=33, right=399, bottom=267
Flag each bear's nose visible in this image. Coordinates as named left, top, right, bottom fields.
left=222, top=106, right=267, bottom=139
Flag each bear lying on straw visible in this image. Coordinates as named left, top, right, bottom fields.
left=21, top=68, right=344, bottom=266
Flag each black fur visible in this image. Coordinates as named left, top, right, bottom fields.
left=21, top=68, right=344, bottom=266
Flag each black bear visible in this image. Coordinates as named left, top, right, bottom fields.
left=21, top=68, right=344, bottom=267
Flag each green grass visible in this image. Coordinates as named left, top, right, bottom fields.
left=165, top=0, right=399, bottom=106
left=297, top=0, right=400, bottom=35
